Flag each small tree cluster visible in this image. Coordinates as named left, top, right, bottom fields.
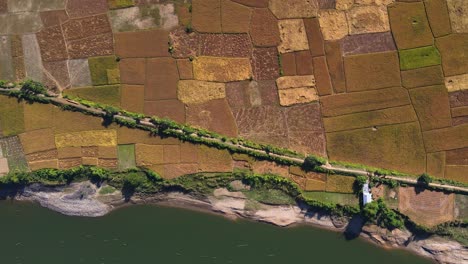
left=362, top=198, right=404, bottom=230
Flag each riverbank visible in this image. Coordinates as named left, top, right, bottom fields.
left=3, top=181, right=465, bottom=264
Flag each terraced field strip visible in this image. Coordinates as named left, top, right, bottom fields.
left=0, top=88, right=467, bottom=194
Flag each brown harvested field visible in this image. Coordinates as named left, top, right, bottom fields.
left=225, top=80, right=279, bottom=108
left=29, top=159, right=59, bottom=171
left=426, top=152, right=446, bottom=178
left=186, top=99, right=238, bottom=137
left=251, top=160, right=289, bottom=176
left=145, top=58, right=179, bottom=100
left=280, top=52, right=296, bottom=76
left=423, top=123, right=468, bottom=152
left=401, top=65, right=444, bottom=89
left=399, top=187, right=455, bottom=227
left=445, top=166, right=468, bottom=183
left=144, top=100, right=186, bottom=124
left=232, top=106, right=289, bottom=148
left=82, top=146, right=98, bottom=157
left=435, top=34, right=468, bottom=77
left=163, top=163, right=199, bottom=179
left=98, top=146, right=118, bottom=159
left=19, top=128, right=56, bottom=154
left=55, top=130, right=117, bottom=148
left=53, top=108, right=104, bottom=134
left=82, top=157, right=98, bottom=166
left=135, top=144, right=164, bottom=167
left=180, top=142, right=199, bottom=163
left=446, top=147, right=468, bottom=165
left=289, top=174, right=306, bottom=189
left=192, top=0, right=222, bottom=33
left=26, top=149, right=58, bottom=162
left=176, top=59, right=193, bottom=80
left=59, top=158, right=82, bottom=169
left=199, top=34, right=252, bottom=57
left=117, top=126, right=180, bottom=145
left=312, top=56, right=332, bottom=96
left=409, top=85, right=452, bottom=131
left=163, top=145, right=181, bottom=164
left=98, top=158, right=118, bottom=169
left=114, top=30, right=170, bottom=58
left=323, top=106, right=418, bottom=133
left=387, top=2, right=433, bottom=50
left=342, top=32, right=396, bottom=56
left=325, top=175, right=355, bottom=194
left=424, top=0, right=451, bottom=37
left=198, top=145, right=232, bottom=172
left=343, top=51, right=401, bottom=92
left=250, top=8, right=280, bottom=47
left=324, top=40, right=346, bottom=93
left=119, top=58, right=146, bottom=85
left=121, top=85, right=145, bottom=113
left=23, top=101, right=55, bottom=132
left=320, top=87, right=411, bottom=117
left=66, top=0, right=108, bottom=18
left=251, top=47, right=279, bottom=80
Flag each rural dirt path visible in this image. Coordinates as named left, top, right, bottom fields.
left=1, top=89, right=467, bottom=194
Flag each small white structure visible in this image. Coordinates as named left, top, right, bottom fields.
left=362, top=183, right=373, bottom=205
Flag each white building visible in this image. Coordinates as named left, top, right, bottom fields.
left=362, top=183, right=373, bottom=205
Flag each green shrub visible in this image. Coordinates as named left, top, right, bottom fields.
left=302, top=155, right=327, bottom=171
left=418, top=173, right=433, bottom=186
left=363, top=199, right=404, bottom=229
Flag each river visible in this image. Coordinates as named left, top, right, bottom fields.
left=0, top=201, right=433, bottom=264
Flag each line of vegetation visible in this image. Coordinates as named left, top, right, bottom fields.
left=1, top=80, right=467, bottom=192
left=3, top=165, right=462, bottom=244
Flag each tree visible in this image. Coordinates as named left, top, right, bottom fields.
left=362, top=200, right=379, bottom=220
left=418, top=173, right=433, bottom=186
left=20, top=80, right=47, bottom=95
left=302, top=155, right=327, bottom=171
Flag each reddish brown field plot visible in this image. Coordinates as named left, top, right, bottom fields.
left=399, top=187, right=455, bottom=227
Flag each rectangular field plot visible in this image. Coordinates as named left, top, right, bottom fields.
left=118, top=144, right=136, bottom=170
left=303, top=191, right=359, bottom=206
left=0, top=136, right=29, bottom=172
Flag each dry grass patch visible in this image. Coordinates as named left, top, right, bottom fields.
left=0, top=96, right=24, bottom=136
left=304, top=179, right=326, bottom=191
left=327, top=122, right=426, bottom=175
left=198, top=145, right=232, bottom=172
left=135, top=144, right=164, bottom=166
left=64, top=85, right=121, bottom=107
left=325, top=175, right=355, bottom=193
left=55, top=130, right=117, bottom=148
left=23, top=103, right=54, bottom=132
